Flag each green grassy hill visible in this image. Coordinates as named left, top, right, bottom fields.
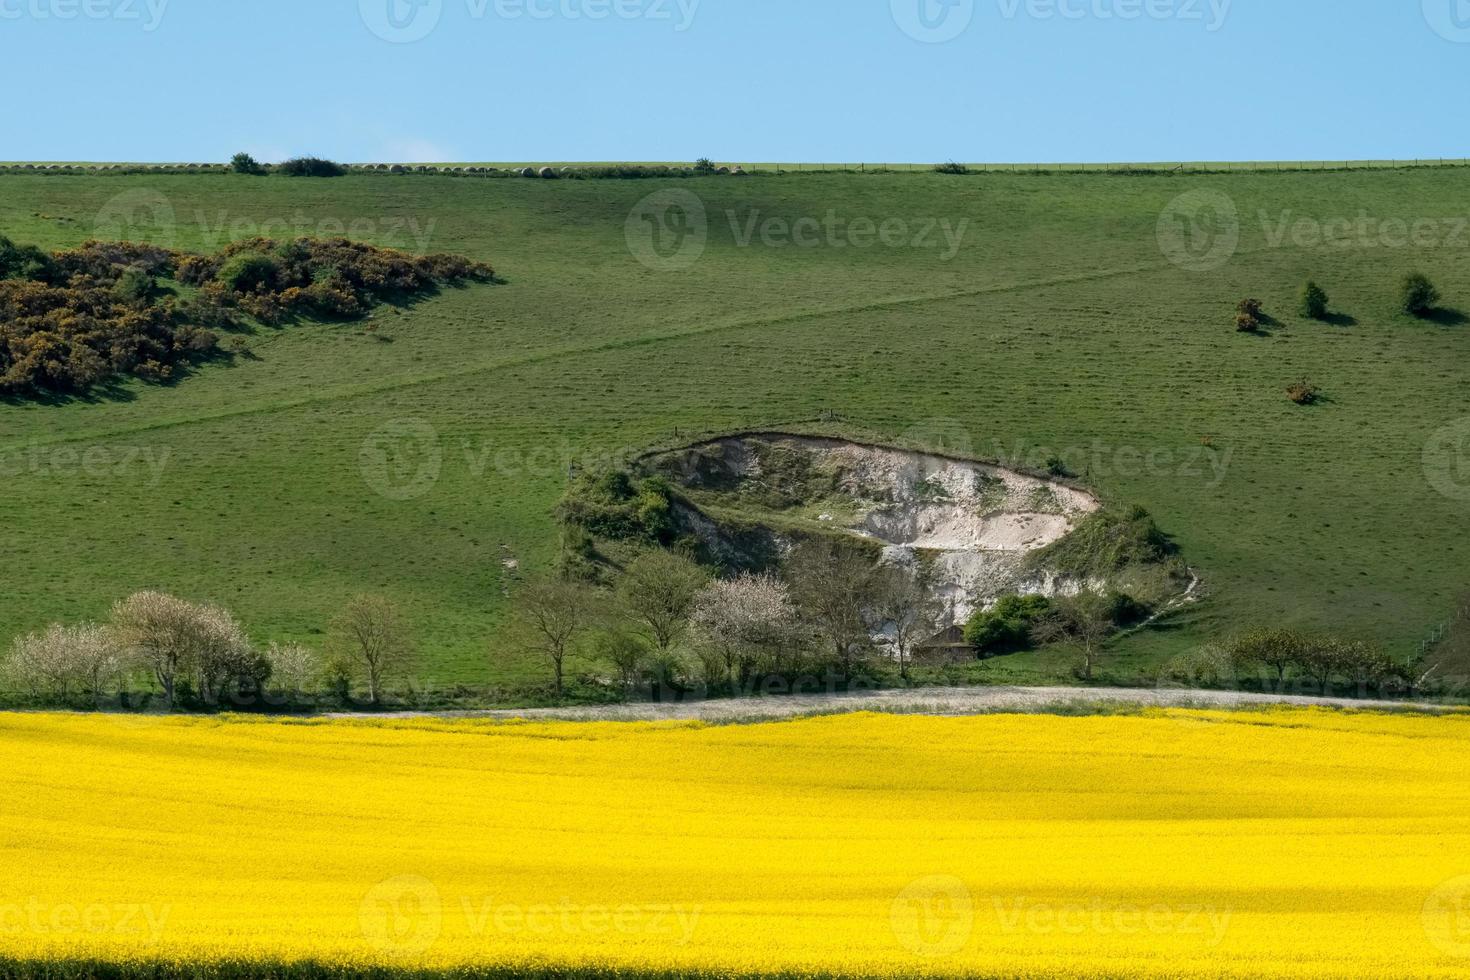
left=2, top=169, right=1467, bottom=692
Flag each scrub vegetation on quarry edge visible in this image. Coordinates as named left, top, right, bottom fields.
left=0, top=167, right=1468, bottom=707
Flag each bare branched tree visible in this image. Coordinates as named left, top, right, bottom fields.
left=328, top=595, right=414, bottom=706
left=1032, top=592, right=1116, bottom=683
left=874, top=565, right=942, bottom=682
left=784, top=539, right=884, bottom=677
left=513, top=575, right=598, bottom=698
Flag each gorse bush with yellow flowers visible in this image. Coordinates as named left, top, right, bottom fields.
left=0, top=236, right=494, bottom=398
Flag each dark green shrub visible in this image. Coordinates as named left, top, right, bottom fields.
left=0, top=235, right=54, bottom=281
left=934, top=161, right=969, bottom=175
left=1298, top=281, right=1329, bottom=320
left=216, top=252, right=283, bottom=293
left=112, top=268, right=156, bottom=306
left=693, top=158, right=717, bottom=175
left=1400, top=272, right=1440, bottom=316
left=964, top=594, right=1051, bottom=656
left=1234, top=312, right=1260, bottom=333
left=230, top=152, right=266, bottom=175
left=1104, top=591, right=1150, bottom=628
left=276, top=157, right=347, bottom=178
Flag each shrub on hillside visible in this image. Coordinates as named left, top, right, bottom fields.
left=217, top=252, right=283, bottom=294
left=112, top=267, right=156, bottom=306
left=1027, top=506, right=1175, bottom=579
left=1234, top=298, right=1263, bottom=332
left=1298, top=281, right=1329, bottom=320
left=1399, top=272, right=1440, bottom=317
left=934, top=161, right=969, bottom=175
left=557, top=469, right=681, bottom=545
left=230, top=152, right=266, bottom=175
left=965, top=594, right=1051, bottom=656
left=693, top=158, right=717, bottom=175
left=1286, top=379, right=1321, bottom=405
left=0, top=236, right=494, bottom=398
left=276, top=156, right=347, bottom=178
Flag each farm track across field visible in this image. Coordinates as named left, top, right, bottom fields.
left=327, top=685, right=1466, bottom=723
left=0, top=250, right=1265, bottom=453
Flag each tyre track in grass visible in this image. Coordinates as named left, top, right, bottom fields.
left=1, top=248, right=1281, bottom=453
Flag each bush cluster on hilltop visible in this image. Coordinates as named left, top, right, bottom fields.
left=0, top=235, right=494, bottom=398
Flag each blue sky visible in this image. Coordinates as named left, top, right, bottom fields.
left=3, top=0, right=1468, bottom=163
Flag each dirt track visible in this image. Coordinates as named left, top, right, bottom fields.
left=330, top=685, right=1464, bottom=723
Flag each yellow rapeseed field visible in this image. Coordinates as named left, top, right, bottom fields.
left=4, top=708, right=1470, bottom=978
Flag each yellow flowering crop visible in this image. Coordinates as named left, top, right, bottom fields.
left=3, top=708, right=1470, bottom=977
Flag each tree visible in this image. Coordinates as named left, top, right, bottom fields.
left=1230, top=628, right=1307, bottom=686
left=875, top=566, right=942, bottom=681
left=327, top=595, right=414, bottom=706
left=513, top=576, right=597, bottom=698
left=594, top=630, right=649, bottom=691
left=230, top=152, right=266, bottom=175
left=1298, top=281, right=1329, bottom=320
left=1032, top=592, right=1116, bottom=683
left=1400, top=272, right=1440, bottom=317
left=263, top=642, right=322, bottom=697
left=691, top=574, right=799, bottom=685
left=1296, top=640, right=1345, bottom=694
left=783, top=539, right=884, bottom=677
left=617, top=551, right=709, bottom=655
left=4, top=623, right=124, bottom=704
left=111, top=592, right=252, bottom=710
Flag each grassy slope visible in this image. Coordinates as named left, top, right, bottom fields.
left=1, top=170, right=1466, bottom=689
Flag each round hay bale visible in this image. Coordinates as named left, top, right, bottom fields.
left=519, top=167, right=537, bottom=178
left=731, top=165, right=747, bottom=175
left=389, top=165, right=407, bottom=174
left=538, top=166, right=558, bottom=179
left=716, top=166, right=731, bottom=175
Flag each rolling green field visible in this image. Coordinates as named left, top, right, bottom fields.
left=2, top=168, right=1467, bottom=695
